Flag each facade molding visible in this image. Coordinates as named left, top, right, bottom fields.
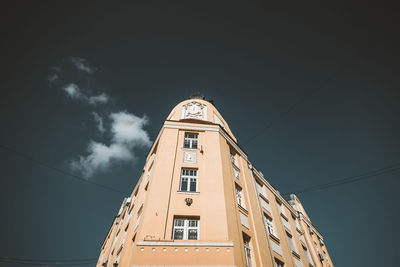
left=136, top=241, right=234, bottom=247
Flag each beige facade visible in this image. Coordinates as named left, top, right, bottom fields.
left=97, top=95, right=334, bottom=267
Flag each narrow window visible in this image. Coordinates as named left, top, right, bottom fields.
left=243, top=233, right=253, bottom=267
left=147, top=161, right=153, bottom=180
left=183, top=133, right=198, bottom=149
left=286, top=232, right=297, bottom=253
left=180, top=169, right=198, bottom=192
left=302, top=245, right=314, bottom=266
left=233, top=167, right=240, bottom=181
left=264, top=214, right=276, bottom=237
left=235, top=185, right=246, bottom=209
left=230, top=152, right=237, bottom=166
left=172, top=217, right=199, bottom=240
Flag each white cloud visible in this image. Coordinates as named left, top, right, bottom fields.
left=63, top=83, right=83, bottom=99
left=70, top=57, right=94, bottom=74
left=70, top=112, right=151, bottom=178
left=92, top=112, right=105, bottom=133
left=89, top=93, right=109, bottom=105
left=62, top=83, right=109, bottom=105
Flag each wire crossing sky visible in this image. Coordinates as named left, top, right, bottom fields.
left=0, top=2, right=399, bottom=267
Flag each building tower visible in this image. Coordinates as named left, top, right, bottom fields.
left=97, top=95, right=334, bottom=267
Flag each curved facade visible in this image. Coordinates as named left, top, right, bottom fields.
left=97, top=95, right=334, bottom=267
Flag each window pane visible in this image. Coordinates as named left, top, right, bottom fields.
left=174, top=219, right=184, bottom=226
left=192, top=140, right=198, bottom=149
left=188, top=229, right=198, bottom=240
left=180, top=178, right=188, bottom=191
left=188, top=220, right=198, bottom=227
left=174, top=229, right=184, bottom=240
left=189, top=178, right=197, bottom=192
left=184, top=140, right=190, bottom=148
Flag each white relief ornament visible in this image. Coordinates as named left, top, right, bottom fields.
left=183, top=151, right=197, bottom=164
left=181, top=102, right=207, bottom=120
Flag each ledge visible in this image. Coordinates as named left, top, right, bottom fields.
left=259, top=193, right=269, bottom=203
left=177, top=191, right=200, bottom=195
left=136, top=241, right=234, bottom=247
left=269, top=234, right=280, bottom=244
left=238, top=205, right=248, bottom=214
left=292, top=250, right=301, bottom=259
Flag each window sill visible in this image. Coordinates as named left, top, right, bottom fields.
left=269, top=234, right=280, bottom=244
left=238, top=205, right=248, bottom=214
left=182, top=147, right=200, bottom=151
left=177, top=191, right=200, bottom=195
left=280, top=213, right=289, bottom=221
left=292, top=250, right=301, bottom=259
left=259, top=193, right=269, bottom=203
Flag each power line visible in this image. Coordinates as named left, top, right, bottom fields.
left=0, top=256, right=97, bottom=266
left=242, top=65, right=348, bottom=147
left=282, top=162, right=400, bottom=196
left=0, top=144, right=128, bottom=195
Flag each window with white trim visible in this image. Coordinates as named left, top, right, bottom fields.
left=230, top=152, right=237, bottom=166
left=243, top=233, right=253, bottom=267
left=276, top=200, right=287, bottom=217
left=183, top=133, right=198, bottom=149
left=233, top=167, right=240, bottom=181
left=302, top=245, right=314, bottom=266
left=179, top=169, right=198, bottom=192
left=147, top=161, right=153, bottom=180
left=172, top=217, right=199, bottom=240
left=286, top=232, right=298, bottom=253
left=236, top=184, right=246, bottom=209
left=264, top=214, right=277, bottom=238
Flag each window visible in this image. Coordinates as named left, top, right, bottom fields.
left=230, top=152, right=237, bottom=166
left=135, top=214, right=141, bottom=230
left=179, top=169, right=198, bottom=192
left=243, top=233, right=253, bottom=267
left=183, top=133, right=198, bottom=149
left=286, top=232, right=298, bottom=253
left=256, top=180, right=267, bottom=198
left=236, top=185, right=246, bottom=209
left=233, top=167, right=240, bottom=181
left=274, top=258, right=284, bottom=267
left=264, top=214, right=277, bottom=237
left=147, top=161, right=153, bottom=180
left=172, top=217, right=199, bottom=240
left=302, top=245, right=314, bottom=266
left=276, top=201, right=287, bottom=218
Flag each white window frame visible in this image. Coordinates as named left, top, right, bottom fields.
left=243, top=234, right=253, bottom=267
left=302, top=245, right=314, bottom=266
left=230, top=152, right=238, bottom=166
left=236, top=185, right=246, bottom=209
left=147, top=161, right=153, bottom=180
left=264, top=214, right=277, bottom=237
left=286, top=232, right=298, bottom=253
left=172, top=217, right=200, bottom=240
left=183, top=133, right=198, bottom=149
left=233, top=166, right=240, bottom=181
left=179, top=169, right=198, bottom=192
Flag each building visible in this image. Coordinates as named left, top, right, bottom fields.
left=97, top=95, right=334, bottom=267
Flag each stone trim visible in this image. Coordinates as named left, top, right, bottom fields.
left=136, top=241, right=234, bottom=247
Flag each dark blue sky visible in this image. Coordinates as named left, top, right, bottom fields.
left=0, top=2, right=399, bottom=266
